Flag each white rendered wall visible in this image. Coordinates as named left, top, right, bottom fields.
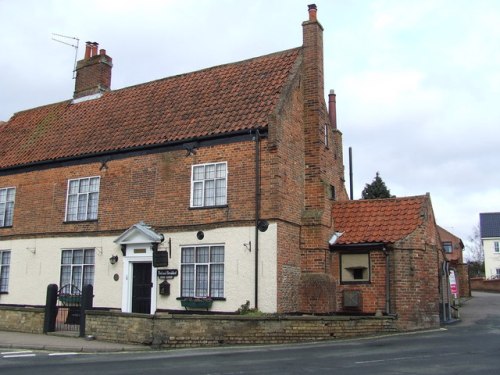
left=0, top=236, right=123, bottom=307
left=483, top=238, right=500, bottom=279
left=0, top=223, right=277, bottom=313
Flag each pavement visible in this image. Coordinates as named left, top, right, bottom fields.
left=0, top=331, right=150, bottom=353
left=0, top=291, right=496, bottom=353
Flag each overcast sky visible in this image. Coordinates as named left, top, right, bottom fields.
left=1, top=0, right=499, bottom=256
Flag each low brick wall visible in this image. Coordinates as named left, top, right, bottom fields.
left=85, top=310, right=398, bottom=348
left=471, top=278, right=500, bottom=293
left=0, top=306, right=45, bottom=334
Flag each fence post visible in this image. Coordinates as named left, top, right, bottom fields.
left=43, top=284, right=58, bottom=333
left=80, top=284, right=94, bottom=337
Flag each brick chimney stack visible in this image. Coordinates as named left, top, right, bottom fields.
left=300, top=4, right=345, bottom=314
left=74, top=42, right=113, bottom=99
left=302, top=4, right=326, bottom=220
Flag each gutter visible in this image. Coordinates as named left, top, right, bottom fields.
left=0, top=128, right=269, bottom=176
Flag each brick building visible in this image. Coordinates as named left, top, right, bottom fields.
left=437, top=225, right=470, bottom=299
left=330, top=195, right=448, bottom=329
left=0, top=5, right=347, bottom=315
left=0, top=5, right=446, bottom=330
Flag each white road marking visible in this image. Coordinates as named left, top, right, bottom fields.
left=1, top=351, right=33, bottom=355
left=3, top=354, right=36, bottom=358
left=48, top=352, right=78, bottom=356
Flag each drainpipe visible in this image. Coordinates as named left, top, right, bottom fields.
left=383, top=246, right=391, bottom=314
left=254, top=130, right=261, bottom=310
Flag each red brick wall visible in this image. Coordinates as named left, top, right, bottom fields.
left=456, top=264, right=471, bottom=297
left=0, top=141, right=261, bottom=238
left=471, top=278, right=500, bottom=293
left=390, top=200, right=443, bottom=330
left=333, top=251, right=388, bottom=314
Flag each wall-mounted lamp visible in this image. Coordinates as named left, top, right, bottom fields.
left=243, top=241, right=252, bottom=252
left=257, top=220, right=269, bottom=232
left=109, top=255, right=118, bottom=265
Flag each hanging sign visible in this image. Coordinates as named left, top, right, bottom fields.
left=153, top=251, right=169, bottom=268
left=157, top=269, right=178, bottom=278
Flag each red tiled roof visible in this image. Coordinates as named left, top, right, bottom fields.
left=0, top=48, right=301, bottom=170
left=332, top=195, right=428, bottom=245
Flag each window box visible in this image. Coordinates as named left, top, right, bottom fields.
left=180, top=297, right=213, bottom=310
left=58, top=295, right=81, bottom=305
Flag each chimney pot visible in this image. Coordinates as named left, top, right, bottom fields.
left=84, top=41, right=92, bottom=59
left=308, top=4, right=317, bottom=21
left=328, top=90, right=337, bottom=129
left=91, top=42, right=99, bottom=57
left=100, top=49, right=106, bottom=56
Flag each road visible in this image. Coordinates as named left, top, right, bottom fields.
left=1, top=291, right=499, bottom=375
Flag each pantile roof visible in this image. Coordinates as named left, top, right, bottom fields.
left=479, top=212, right=500, bottom=238
left=0, top=48, right=301, bottom=170
left=331, top=195, right=428, bottom=245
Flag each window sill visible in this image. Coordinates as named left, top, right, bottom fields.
left=189, top=205, right=228, bottom=210
left=63, top=220, right=98, bottom=224
left=340, top=281, right=371, bottom=285
left=176, top=297, right=226, bottom=301
left=0, top=226, right=13, bottom=229
left=0, top=292, right=8, bottom=295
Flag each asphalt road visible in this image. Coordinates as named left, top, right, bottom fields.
left=1, top=291, right=499, bottom=375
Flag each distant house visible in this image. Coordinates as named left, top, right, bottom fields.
left=437, top=225, right=470, bottom=299
left=330, top=195, right=449, bottom=329
left=0, top=5, right=447, bottom=331
left=480, top=212, right=500, bottom=279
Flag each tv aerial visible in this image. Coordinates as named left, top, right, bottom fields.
left=51, top=33, right=79, bottom=79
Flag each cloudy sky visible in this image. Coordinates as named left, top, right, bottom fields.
left=1, top=0, right=499, bottom=256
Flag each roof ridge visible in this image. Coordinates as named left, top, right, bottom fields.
left=100, top=46, right=303, bottom=97
left=0, top=45, right=303, bottom=170
left=333, top=195, right=427, bottom=205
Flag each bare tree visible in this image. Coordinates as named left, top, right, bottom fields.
left=464, top=223, right=484, bottom=277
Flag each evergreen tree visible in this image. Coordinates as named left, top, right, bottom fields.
left=361, top=172, right=395, bottom=199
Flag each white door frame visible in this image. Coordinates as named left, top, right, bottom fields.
left=121, top=243, right=157, bottom=314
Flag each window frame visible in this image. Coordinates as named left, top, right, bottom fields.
left=59, top=248, right=95, bottom=294
left=340, top=252, right=371, bottom=284
left=324, top=124, right=329, bottom=148
left=0, top=250, right=11, bottom=293
left=494, top=241, right=500, bottom=253
left=65, top=176, right=101, bottom=222
left=190, top=162, right=228, bottom=208
left=443, top=242, right=453, bottom=254
left=0, top=187, right=16, bottom=228
left=180, top=244, right=225, bottom=298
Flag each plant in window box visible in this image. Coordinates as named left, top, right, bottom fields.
left=180, top=297, right=213, bottom=310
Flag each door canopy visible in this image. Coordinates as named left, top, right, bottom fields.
left=114, top=221, right=164, bottom=255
